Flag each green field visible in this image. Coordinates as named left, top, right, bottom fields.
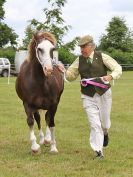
left=0, top=71, right=133, bottom=177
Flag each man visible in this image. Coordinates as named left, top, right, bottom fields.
left=59, top=34, right=122, bottom=159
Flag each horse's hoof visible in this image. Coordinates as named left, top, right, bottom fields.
left=40, top=138, right=45, bottom=145
left=31, top=144, right=40, bottom=154
left=44, top=139, right=51, bottom=147
left=50, top=150, right=58, bottom=154
left=32, top=148, right=41, bottom=155
left=50, top=148, right=58, bottom=154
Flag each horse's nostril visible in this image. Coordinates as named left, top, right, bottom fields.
left=45, top=66, right=53, bottom=72
left=43, top=66, right=53, bottom=76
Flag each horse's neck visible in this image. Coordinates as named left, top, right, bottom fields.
left=30, top=59, right=44, bottom=77
left=30, top=57, right=41, bottom=68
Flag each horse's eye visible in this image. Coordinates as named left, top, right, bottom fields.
left=38, top=48, right=43, bottom=54
left=50, top=48, right=55, bottom=59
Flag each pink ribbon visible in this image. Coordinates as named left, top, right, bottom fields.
left=81, top=79, right=109, bottom=89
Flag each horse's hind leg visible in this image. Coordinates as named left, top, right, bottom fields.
left=34, top=111, right=45, bottom=145
left=44, top=125, right=51, bottom=146
left=45, top=106, right=58, bottom=153
left=23, top=103, right=40, bottom=152
left=49, top=126, right=58, bottom=153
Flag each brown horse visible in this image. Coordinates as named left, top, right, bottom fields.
left=16, top=31, right=64, bottom=153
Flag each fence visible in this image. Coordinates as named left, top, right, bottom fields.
left=120, top=64, right=133, bottom=71
left=9, top=63, right=133, bottom=76
left=10, top=64, right=17, bottom=76
left=65, top=64, right=133, bottom=71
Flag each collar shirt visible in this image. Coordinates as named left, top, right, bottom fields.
left=66, top=51, right=122, bottom=81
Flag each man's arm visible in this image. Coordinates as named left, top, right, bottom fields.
left=57, top=57, right=79, bottom=82
left=65, top=57, right=79, bottom=81
left=102, top=53, right=122, bottom=82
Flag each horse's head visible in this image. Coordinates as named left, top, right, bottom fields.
left=33, top=31, right=57, bottom=76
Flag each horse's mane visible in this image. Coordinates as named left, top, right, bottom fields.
left=27, top=31, right=57, bottom=61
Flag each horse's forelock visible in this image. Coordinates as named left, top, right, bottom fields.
left=41, top=32, right=56, bottom=46
left=27, top=31, right=57, bottom=61
left=34, top=31, right=56, bottom=46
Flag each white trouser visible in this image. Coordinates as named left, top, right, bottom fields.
left=81, top=88, right=112, bottom=153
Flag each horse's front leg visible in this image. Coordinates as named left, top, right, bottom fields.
left=24, top=103, right=40, bottom=153
left=30, top=128, right=40, bottom=152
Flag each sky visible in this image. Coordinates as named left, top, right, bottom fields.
left=3, top=0, right=133, bottom=52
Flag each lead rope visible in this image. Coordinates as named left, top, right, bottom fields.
left=52, top=60, right=69, bottom=83
left=62, top=71, right=69, bottom=83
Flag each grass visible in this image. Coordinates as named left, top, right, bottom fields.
left=0, top=71, right=133, bottom=177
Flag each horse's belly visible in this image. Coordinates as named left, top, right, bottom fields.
left=33, top=97, right=49, bottom=110
left=29, top=95, right=57, bottom=110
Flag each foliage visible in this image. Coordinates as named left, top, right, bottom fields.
left=58, top=47, right=76, bottom=64
left=23, top=0, right=70, bottom=48
left=42, top=0, right=70, bottom=46
left=98, top=16, right=133, bottom=64
left=22, top=0, right=79, bottom=64
left=110, top=49, right=133, bottom=64
left=99, top=17, right=133, bottom=52
left=0, top=0, right=18, bottom=47
left=58, top=36, right=79, bottom=64
left=0, top=0, right=5, bottom=20
left=63, top=36, right=80, bottom=51
left=0, top=46, right=16, bottom=63
left=0, top=23, right=18, bottom=47
left=22, top=24, right=34, bottom=49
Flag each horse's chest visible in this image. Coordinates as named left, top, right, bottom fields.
left=31, top=85, right=59, bottom=109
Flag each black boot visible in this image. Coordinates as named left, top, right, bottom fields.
left=94, top=151, right=104, bottom=159
left=103, top=134, right=109, bottom=147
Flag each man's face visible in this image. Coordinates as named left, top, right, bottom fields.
left=80, top=43, right=93, bottom=57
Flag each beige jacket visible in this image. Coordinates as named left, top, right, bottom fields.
left=66, top=51, right=122, bottom=81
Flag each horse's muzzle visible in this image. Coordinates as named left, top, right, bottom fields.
left=43, top=66, right=53, bottom=76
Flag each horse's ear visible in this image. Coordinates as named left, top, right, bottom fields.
left=33, top=30, right=42, bottom=40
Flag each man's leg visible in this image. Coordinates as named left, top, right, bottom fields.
left=82, top=94, right=104, bottom=155
left=99, top=89, right=112, bottom=147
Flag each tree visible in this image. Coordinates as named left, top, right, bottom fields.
left=22, top=0, right=79, bottom=64
left=63, top=37, right=80, bottom=52
left=99, top=16, right=133, bottom=53
left=0, top=0, right=5, bottom=20
left=0, top=0, right=18, bottom=47
left=0, top=46, right=16, bottom=64
left=22, top=24, right=35, bottom=49
left=98, top=16, right=133, bottom=64
left=0, top=23, right=18, bottom=47
left=23, top=0, right=71, bottom=47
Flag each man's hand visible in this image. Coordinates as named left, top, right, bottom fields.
left=57, top=63, right=66, bottom=73
left=102, top=75, right=113, bottom=82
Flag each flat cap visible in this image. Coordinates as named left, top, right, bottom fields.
left=78, top=35, right=93, bottom=46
